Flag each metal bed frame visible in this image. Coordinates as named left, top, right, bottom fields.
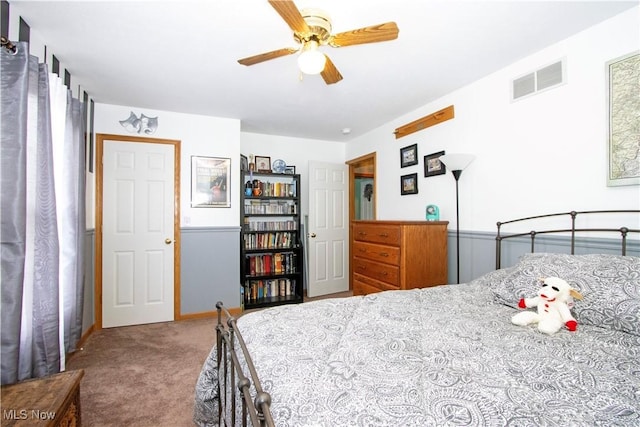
left=215, top=209, right=639, bottom=427
left=214, top=302, right=275, bottom=427
left=496, top=210, right=639, bottom=269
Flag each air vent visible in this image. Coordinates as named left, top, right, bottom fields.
left=513, top=73, right=535, bottom=99
left=512, top=59, right=565, bottom=101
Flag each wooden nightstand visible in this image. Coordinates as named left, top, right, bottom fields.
left=1, top=370, right=84, bottom=426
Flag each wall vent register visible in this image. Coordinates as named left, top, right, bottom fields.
left=512, top=59, right=565, bottom=101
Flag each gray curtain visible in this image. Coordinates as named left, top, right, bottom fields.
left=1, top=41, right=85, bottom=385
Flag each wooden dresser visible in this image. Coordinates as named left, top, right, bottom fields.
left=351, top=220, right=448, bottom=295
left=1, top=370, right=84, bottom=426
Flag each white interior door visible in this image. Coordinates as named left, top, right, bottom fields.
left=307, top=161, right=349, bottom=297
left=102, top=140, right=175, bottom=328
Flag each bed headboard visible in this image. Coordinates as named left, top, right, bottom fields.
left=495, top=210, right=640, bottom=269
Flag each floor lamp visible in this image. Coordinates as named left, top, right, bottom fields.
left=438, top=154, right=475, bottom=284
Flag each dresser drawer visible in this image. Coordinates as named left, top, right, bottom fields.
left=353, top=223, right=401, bottom=245
left=354, top=279, right=383, bottom=295
left=354, top=273, right=399, bottom=293
left=353, top=241, right=400, bottom=265
left=353, top=257, right=399, bottom=286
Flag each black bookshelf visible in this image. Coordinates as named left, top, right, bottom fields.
left=240, top=171, right=303, bottom=309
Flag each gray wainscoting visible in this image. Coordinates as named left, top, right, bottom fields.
left=82, top=227, right=637, bottom=333
left=180, top=226, right=240, bottom=314
left=448, top=230, right=640, bottom=285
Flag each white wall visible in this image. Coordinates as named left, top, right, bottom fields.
left=93, top=103, right=241, bottom=228
left=241, top=132, right=346, bottom=217
left=346, top=7, right=640, bottom=233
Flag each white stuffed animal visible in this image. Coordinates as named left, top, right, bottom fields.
left=511, top=277, right=583, bottom=335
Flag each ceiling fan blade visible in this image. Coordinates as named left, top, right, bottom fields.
left=268, top=0, right=310, bottom=35
left=329, top=22, right=399, bottom=47
left=238, top=47, right=298, bottom=66
left=320, top=55, right=343, bottom=85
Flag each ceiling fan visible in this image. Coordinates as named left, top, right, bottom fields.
left=238, top=0, right=399, bottom=84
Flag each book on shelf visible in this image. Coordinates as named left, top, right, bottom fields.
left=243, top=200, right=296, bottom=214
left=243, top=278, right=297, bottom=303
left=244, top=252, right=298, bottom=276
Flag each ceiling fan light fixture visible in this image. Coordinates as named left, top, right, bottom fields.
left=298, top=40, right=326, bottom=75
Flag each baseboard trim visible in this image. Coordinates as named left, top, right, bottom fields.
left=179, top=307, right=243, bottom=320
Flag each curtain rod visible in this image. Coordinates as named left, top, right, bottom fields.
left=1, top=36, right=16, bottom=53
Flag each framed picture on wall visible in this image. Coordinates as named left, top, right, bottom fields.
left=606, top=51, right=640, bottom=186
left=400, top=144, right=418, bottom=168
left=400, top=173, right=418, bottom=195
left=191, top=156, right=231, bottom=208
left=424, top=150, right=446, bottom=177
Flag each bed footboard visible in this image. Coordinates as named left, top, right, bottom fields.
left=215, top=302, right=275, bottom=427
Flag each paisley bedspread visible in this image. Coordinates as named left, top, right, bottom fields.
left=194, top=255, right=640, bottom=426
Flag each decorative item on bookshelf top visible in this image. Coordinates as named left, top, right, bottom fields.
left=272, top=158, right=286, bottom=173
left=255, top=155, right=271, bottom=172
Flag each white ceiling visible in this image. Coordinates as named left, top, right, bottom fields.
left=7, top=0, right=637, bottom=142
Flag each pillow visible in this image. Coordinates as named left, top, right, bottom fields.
left=492, top=253, right=640, bottom=336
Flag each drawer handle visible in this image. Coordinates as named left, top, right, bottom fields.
left=358, top=231, right=367, bottom=235
left=358, top=248, right=366, bottom=252
left=378, top=233, right=388, bottom=237
left=358, top=265, right=366, bottom=270
left=379, top=252, right=389, bottom=257
left=381, top=272, right=388, bottom=276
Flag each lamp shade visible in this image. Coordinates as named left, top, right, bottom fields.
left=298, top=41, right=326, bottom=75
left=439, top=153, right=475, bottom=171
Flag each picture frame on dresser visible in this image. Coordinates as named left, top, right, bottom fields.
left=400, top=173, right=418, bottom=195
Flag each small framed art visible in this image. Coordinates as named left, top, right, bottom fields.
left=400, top=144, right=418, bottom=168
left=255, top=156, right=271, bottom=172
left=240, top=154, right=248, bottom=171
left=284, top=165, right=296, bottom=174
left=400, top=173, right=418, bottom=195
left=424, top=150, right=446, bottom=177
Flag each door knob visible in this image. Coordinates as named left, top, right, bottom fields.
left=308, top=233, right=317, bottom=238
left=165, top=238, right=173, bottom=244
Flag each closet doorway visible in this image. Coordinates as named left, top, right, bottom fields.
left=346, top=152, right=376, bottom=291
left=347, top=152, right=376, bottom=221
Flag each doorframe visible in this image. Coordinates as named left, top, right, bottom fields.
left=95, top=134, right=181, bottom=330
left=346, top=152, right=376, bottom=290
left=346, top=151, right=377, bottom=220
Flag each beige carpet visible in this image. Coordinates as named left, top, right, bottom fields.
left=67, top=291, right=352, bottom=426
left=66, top=318, right=216, bottom=427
